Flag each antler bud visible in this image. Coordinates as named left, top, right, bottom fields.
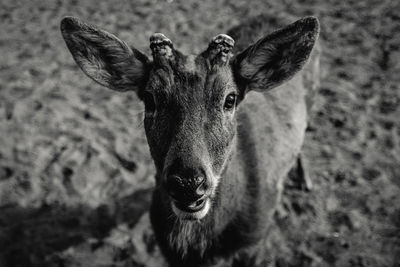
left=150, top=33, right=174, bottom=59
left=205, top=34, right=235, bottom=67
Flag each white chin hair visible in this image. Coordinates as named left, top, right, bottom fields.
left=171, top=199, right=211, bottom=220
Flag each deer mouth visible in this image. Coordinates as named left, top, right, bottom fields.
left=171, top=197, right=210, bottom=220
left=174, top=198, right=207, bottom=212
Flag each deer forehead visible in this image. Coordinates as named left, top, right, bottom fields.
left=184, top=55, right=197, bottom=73
left=147, top=56, right=236, bottom=102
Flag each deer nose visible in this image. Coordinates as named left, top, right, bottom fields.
left=165, top=174, right=208, bottom=203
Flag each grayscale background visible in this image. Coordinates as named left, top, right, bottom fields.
left=0, top=0, right=399, bottom=266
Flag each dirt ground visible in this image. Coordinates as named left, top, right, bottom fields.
left=0, top=0, right=399, bottom=266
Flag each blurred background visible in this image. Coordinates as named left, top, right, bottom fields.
left=0, top=0, right=399, bottom=266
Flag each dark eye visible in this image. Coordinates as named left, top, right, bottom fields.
left=143, top=92, right=156, bottom=113
left=224, top=93, right=237, bottom=110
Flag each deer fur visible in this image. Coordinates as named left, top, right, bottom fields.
left=61, top=13, right=320, bottom=267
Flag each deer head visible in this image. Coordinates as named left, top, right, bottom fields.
left=61, top=16, right=319, bottom=220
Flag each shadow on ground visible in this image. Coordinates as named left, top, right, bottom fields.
left=0, top=188, right=153, bottom=267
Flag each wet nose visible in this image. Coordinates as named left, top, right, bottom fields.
left=165, top=173, right=208, bottom=203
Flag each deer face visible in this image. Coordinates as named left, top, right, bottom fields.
left=144, top=51, right=238, bottom=220
left=61, top=17, right=319, bottom=220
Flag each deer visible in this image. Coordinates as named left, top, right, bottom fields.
left=60, top=13, right=320, bottom=267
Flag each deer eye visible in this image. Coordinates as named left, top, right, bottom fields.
left=224, top=93, right=237, bottom=110
left=143, top=92, right=156, bottom=114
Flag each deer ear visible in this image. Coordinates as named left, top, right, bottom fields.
left=60, top=16, right=150, bottom=93
left=232, top=17, right=319, bottom=93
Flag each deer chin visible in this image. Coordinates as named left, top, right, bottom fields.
left=171, top=198, right=211, bottom=220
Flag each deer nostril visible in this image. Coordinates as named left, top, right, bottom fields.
left=165, top=174, right=208, bottom=201
left=195, top=177, right=207, bottom=196
left=194, top=176, right=204, bottom=185
left=165, top=175, right=181, bottom=197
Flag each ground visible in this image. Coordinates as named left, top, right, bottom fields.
left=0, top=0, right=399, bottom=266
